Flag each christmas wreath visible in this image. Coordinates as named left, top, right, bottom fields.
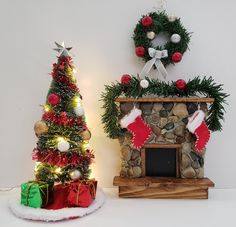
left=101, top=76, right=228, bottom=139
left=133, top=12, right=191, bottom=67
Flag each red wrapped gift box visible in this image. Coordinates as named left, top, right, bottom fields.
left=45, top=184, right=69, bottom=210
left=67, top=180, right=97, bottom=208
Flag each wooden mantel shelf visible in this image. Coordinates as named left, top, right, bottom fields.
left=113, top=176, right=214, bottom=199
left=115, top=97, right=215, bottom=103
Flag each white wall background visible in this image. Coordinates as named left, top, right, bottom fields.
left=0, top=0, right=235, bottom=188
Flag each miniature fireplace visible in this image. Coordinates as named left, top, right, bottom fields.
left=113, top=97, right=215, bottom=199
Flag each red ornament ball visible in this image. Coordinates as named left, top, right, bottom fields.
left=121, top=74, right=132, bottom=85
left=135, top=46, right=145, bottom=57
left=141, top=16, right=153, bottom=27
left=172, top=52, right=183, bottom=63
left=176, top=79, right=187, bottom=90
left=48, top=93, right=60, bottom=105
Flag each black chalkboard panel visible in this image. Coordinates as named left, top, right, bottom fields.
left=145, top=148, right=176, bottom=177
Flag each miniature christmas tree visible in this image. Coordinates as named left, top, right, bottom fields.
left=10, top=42, right=103, bottom=221
left=33, top=42, right=94, bottom=184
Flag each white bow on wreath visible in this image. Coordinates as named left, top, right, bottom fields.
left=140, top=48, right=168, bottom=79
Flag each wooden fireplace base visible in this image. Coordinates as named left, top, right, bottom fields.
left=113, top=176, right=214, bottom=199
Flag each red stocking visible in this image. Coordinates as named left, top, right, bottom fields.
left=187, top=110, right=210, bottom=153
left=120, top=108, right=151, bottom=149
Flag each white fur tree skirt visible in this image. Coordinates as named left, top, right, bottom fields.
left=8, top=188, right=105, bottom=222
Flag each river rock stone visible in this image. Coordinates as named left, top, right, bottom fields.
left=187, top=103, right=198, bottom=115
left=190, top=151, right=204, bottom=167
left=120, top=167, right=128, bottom=177
left=192, top=160, right=201, bottom=169
left=128, top=168, right=134, bottom=177
left=165, top=132, right=175, bottom=139
left=160, top=109, right=168, bottom=117
left=197, top=168, right=204, bottom=178
left=174, top=125, right=185, bottom=137
left=151, top=114, right=159, bottom=123
left=121, top=146, right=131, bottom=161
left=152, top=103, right=163, bottom=113
left=176, top=136, right=186, bottom=143
left=182, top=117, right=188, bottom=125
left=140, top=103, right=153, bottom=115
left=146, top=133, right=155, bottom=143
left=182, top=166, right=196, bottom=178
left=159, top=117, right=168, bottom=128
left=168, top=116, right=179, bottom=123
left=132, top=166, right=142, bottom=177
left=200, top=103, right=208, bottom=115
left=163, top=102, right=174, bottom=111
left=173, top=103, right=188, bottom=118
left=151, top=125, right=161, bottom=136
left=185, top=131, right=192, bottom=142
left=120, top=103, right=134, bottom=114
left=164, top=122, right=174, bottom=130
left=182, top=142, right=192, bottom=153
left=182, top=154, right=191, bottom=168
left=156, top=135, right=165, bottom=142
left=123, top=133, right=132, bottom=145
left=131, top=149, right=140, bottom=160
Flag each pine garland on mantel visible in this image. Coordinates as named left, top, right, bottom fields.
left=101, top=76, right=228, bottom=139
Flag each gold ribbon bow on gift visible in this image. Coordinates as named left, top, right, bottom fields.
left=140, top=48, right=168, bottom=79
left=74, top=180, right=96, bottom=206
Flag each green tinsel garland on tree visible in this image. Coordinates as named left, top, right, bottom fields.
left=101, top=76, right=228, bottom=139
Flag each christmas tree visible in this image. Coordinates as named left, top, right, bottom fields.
left=9, top=42, right=103, bottom=220
left=33, top=42, right=94, bottom=186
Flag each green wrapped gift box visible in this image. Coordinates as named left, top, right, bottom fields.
left=21, top=181, right=53, bottom=208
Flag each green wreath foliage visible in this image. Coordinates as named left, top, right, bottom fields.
left=133, top=11, right=191, bottom=66
left=101, top=76, right=228, bottom=139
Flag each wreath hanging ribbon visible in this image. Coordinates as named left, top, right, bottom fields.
left=140, top=48, right=168, bottom=79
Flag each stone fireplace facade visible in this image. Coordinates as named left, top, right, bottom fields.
left=118, top=101, right=208, bottom=179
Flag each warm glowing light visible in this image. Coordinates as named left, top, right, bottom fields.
left=34, top=162, right=41, bottom=171
left=82, top=141, right=91, bottom=151
left=44, top=105, right=50, bottom=112
left=73, top=68, right=77, bottom=74
left=57, top=136, right=65, bottom=143
left=55, top=167, right=62, bottom=174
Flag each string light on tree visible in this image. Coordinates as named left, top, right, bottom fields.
left=43, top=104, right=50, bottom=112
left=55, top=167, right=62, bottom=174
left=82, top=141, right=91, bottom=152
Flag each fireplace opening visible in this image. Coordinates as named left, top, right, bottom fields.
left=145, top=147, right=179, bottom=177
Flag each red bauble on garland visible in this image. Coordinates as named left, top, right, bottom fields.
left=121, top=74, right=132, bottom=85
left=141, top=16, right=153, bottom=27
left=135, top=46, right=145, bottom=57
left=176, top=79, right=187, bottom=90
left=48, top=93, right=60, bottom=105
left=172, top=52, right=183, bottom=63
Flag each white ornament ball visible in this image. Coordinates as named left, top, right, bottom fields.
left=70, top=169, right=82, bottom=180
left=140, top=79, right=149, bottom=88
left=170, top=34, right=181, bottom=43
left=74, top=106, right=84, bottom=116
left=146, top=31, right=156, bottom=40
left=57, top=140, right=70, bottom=152
left=168, top=15, right=177, bottom=22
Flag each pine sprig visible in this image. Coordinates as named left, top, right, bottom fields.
left=101, top=76, right=228, bottom=138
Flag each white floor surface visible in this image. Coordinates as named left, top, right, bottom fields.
left=0, top=188, right=235, bottom=227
